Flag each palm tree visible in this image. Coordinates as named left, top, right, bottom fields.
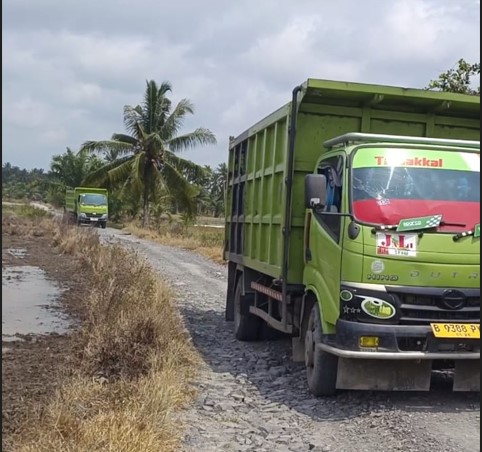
left=80, top=80, right=217, bottom=226
left=50, top=147, right=103, bottom=188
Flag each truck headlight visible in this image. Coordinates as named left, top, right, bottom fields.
left=79, top=213, right=87, bottom=218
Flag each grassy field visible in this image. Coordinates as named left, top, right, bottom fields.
left=125, top=220, right=226, bottom=264
left=5, top=207, right=199, bottom=452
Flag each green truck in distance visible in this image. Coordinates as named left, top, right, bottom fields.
left=65, top=187, right=108, bottom=228
left=224, top=78, right=480, bottom=395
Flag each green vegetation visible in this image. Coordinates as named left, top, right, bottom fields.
left=2, top=163, right=49, bottom=202
left=427, top=58, right=480, bottom=95
left=80, top=80, right=217, bottom=226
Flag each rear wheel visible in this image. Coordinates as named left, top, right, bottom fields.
left=234, top=280, right=261, bottom=341
left=304, top=303, right=338, bottom=396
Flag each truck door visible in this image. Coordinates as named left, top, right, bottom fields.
left=305, top=154, right=346, bottom=330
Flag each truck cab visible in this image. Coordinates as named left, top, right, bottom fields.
left=65, top=187, right=109, bottom=228
left=303, top=133, right=479, bottom=393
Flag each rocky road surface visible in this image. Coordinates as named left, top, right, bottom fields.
left=99, top=227, right=480, bottom=452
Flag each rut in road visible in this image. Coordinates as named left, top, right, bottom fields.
left=100, top=228, right=480, bottom=452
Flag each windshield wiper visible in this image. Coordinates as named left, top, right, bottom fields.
left=372, top=215, right=466, bottom=236
left=453, top=224, right=481, bottom=241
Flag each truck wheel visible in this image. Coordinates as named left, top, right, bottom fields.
left=234, top=281, right=261, bottom=341
left=304, top=304, right=338, bottom=396
left=101, top=223, right=106, bottom=229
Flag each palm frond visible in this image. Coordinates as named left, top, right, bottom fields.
left=129, top=152, right=145, bottom=194
left=81, top=155, right=134, bottom=186
left=161, top=161, right=200, bottom=215
left=80, top=140, right=133, bottom=155
left=123, top=105, right=145, bottom=139
left=165, top=151, right=208, bottom=179
left=160, top=98, right=194, bottom=139
left=143, top=80, right=173, bottom=133
left=167, top=128, right=217, bottom=153
left=105, top=157, right=137, bottom=186
left=111, top=133, right=138, bottom=146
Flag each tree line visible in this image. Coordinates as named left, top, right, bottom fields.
left=3, top=59, right=479, bottom=225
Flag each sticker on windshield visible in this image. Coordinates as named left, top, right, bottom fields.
left=397, top=214, right=443, bottom=232
left=376, top=232, right=417, bottom=257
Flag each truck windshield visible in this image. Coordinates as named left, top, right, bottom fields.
left=351, top=147, right=480, bottom=233
left=79, top=194, right=107, bottom=206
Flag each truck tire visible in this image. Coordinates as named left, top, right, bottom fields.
left=101, top=223, right=106, bottom=229
left=234, top=281, right=261, bottom=341
left=304, top=304, right=338, bottom=396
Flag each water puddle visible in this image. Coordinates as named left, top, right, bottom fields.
left=7, top=248, right=28, bottom=258
left=2, top=266, right=70, bottom=341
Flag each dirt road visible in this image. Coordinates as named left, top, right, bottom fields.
left=99, top=227, right=480, bottom=452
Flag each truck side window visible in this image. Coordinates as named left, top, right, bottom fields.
left=316, top=156, right=344, bottom=242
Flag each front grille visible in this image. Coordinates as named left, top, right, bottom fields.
left=395, top=293, right=480, bottom=325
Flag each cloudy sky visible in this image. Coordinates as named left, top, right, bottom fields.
left=2, top=0, right=480, bottom=171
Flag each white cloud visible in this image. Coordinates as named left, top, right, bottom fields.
left=61, top=83, right=103, bottom=104
left=6, top=98, right=51, bottom=128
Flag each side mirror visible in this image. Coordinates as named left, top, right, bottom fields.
left=305, top=174, right=327, bottom=209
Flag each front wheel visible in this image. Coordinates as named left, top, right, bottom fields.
left=234, top=281, right=261, bottom=341
left=304, top=304, right=338, bottom=396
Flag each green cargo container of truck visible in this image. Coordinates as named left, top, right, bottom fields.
left=224, top=79, right=480, bottom=395
left=65, top=187, right=108, bottom=228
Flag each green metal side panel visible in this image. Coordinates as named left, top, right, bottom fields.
left=65, top=189, right=75, bottom=212
left=225, top=79, right=480, bottom=283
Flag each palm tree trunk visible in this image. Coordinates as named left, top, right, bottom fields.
left=142, top=162, right=150, bottom=227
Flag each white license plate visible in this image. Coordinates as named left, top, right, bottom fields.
left=90, top=218, right=98, bottom=221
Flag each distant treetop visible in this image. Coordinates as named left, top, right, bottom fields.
left=426, top=58, right=480, bottom=96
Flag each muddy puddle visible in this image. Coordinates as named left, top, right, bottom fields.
left=2, top=265, right=70, bottom=341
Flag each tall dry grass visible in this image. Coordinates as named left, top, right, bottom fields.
left=2, top=204, right=52, bottom=237
left=12, top=220, right=199, bottom=452
left=125, top=222, right=225, bottom=264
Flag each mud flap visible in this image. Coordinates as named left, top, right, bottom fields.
left=336, top=358, right=432, bottom=391
left=453, top=360, right=480, bottom=391
left=292, top=337, right=305, bottom=362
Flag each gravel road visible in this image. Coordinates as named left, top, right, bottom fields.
left=100, top=227, right=480, bottom=452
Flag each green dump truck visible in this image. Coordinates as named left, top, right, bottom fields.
left=224, top=79, right=480, bottom=395
left=65, top=187, right=108, bottom=228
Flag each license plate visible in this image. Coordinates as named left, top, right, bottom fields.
left=430, top=323, right=480, bottom=339
left=90, top=218, right=98, bottom=221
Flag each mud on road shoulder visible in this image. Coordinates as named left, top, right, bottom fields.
left=2, top=221, right=87, bottom=450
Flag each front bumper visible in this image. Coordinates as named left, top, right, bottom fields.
left=78, top=217, right=107, bottom=225
left=321, top=319, right=480, bottom=360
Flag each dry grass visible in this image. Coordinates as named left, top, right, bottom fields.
left=125, top=221, right=226, bottom=264
left=10, top=219, right=200, bottom=452
left=2, top=204, right=53, bottom=238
